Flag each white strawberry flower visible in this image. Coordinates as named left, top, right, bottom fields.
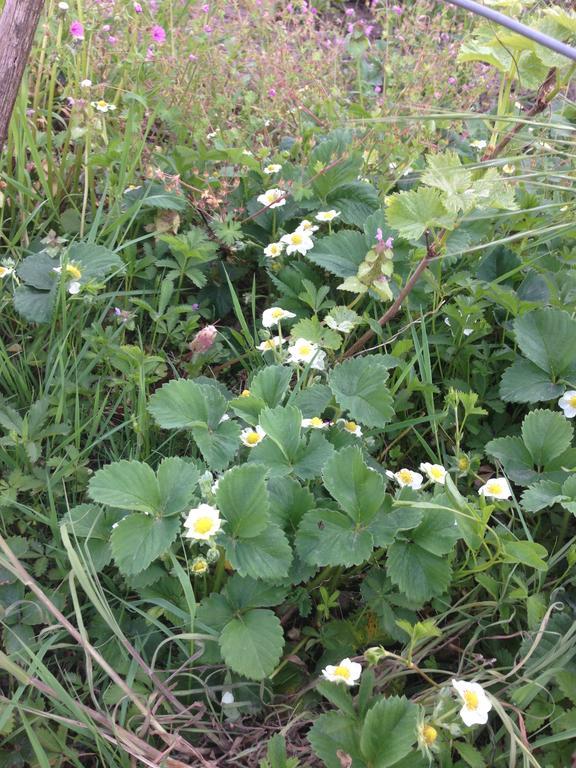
left=280, top=229, right=315, bottom=256
left=322, top=657, right=362, bottom=686
left=91, top=100, right=116, bottom=113
left=420, top=462, right=447, bottom=485
left=302, top=417, right=328, bottom=429
left=452, top=680, right=492, bottom=726
left=183, top=503, right=221, bottom=540
left=478, top=477, right=512, bottom=500
left=470, top=139, right=487, bottom=150
left=296, top=219, right=319, bottom=234
left=386, top=468, right=424, bottom=490
left=338, top=419, right=362, bottom=437
left=257, top=336, right=285, bottom=352
left=262, top=307, right=296, bottom=328
left=558, top=390, right=576, bottom=419
left=240, top=425, right=266, bottom=447
left=287, top=338, right=326, bottom=370
left=257, top=188, right=286, bottom=209
left=264, top=241, right=284, bottom=258
left=315, top=209, right=340, bottom=222
left=263, top=163, right=282, bottom=174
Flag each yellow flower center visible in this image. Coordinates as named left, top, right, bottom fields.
left=310, top=417, right=324, bottom=427
left=262, top=340, right=275, bottom=350
left=194, top=517, right=214, bottom=535
left=422, top=725, right=437, bottom=746
left=298, top=344, right=312, bottom=356
left=332, top=665, right=351, bottom=680
left=271, top=245, right=280, bottom=254
left=398, top=469, right=413, bottom=484
left=344, top=421, right=357, bottom=432
left=488, top=482, right=503, bottom=496
left=271, top=309, right=284, bottom=319
left=241, top=389, right=251, bottom=397
left=0, top=267, right=8, bottom=277
left=66, top=264, right=82, bottom=280
left=192, top=560, right=208, bottom=574
left=430, top=467, right=444, bottom=480
left=246, top=431, right=261, bottom=445
left=569, top=395, right=576, bottom=408
left=97, top=100, right=107, bottom=109
left=458, top=456, right=469, bottom=471
left=463, top=690, right=479, bottom=710
left=291, top=233, right=303, bottom=245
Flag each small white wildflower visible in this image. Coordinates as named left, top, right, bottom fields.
left=240, top=425, right=266, bottom=447
left=257, top=188, right=286, bottom=209
left=322, top=658, right=362, bottom=686
left=296, top=219, right=319, bottom=234
left=420, top=463, right=447, bottom=485
left=477, top=478, right=512, bottom=500
left=338, top=419, right=362, bottom=437
left=287, top=338, right=326, bottom=370
left=470, top=139, right=487, bottom=150
left=262, top=307, right=296, bottom=328
left=91, top=100, right=116, bottom=113
left=183, top=504, right=221, bottom=540
left=315, top=209, right=340, bottom=222
left=386, top=468, right=424, bottom=490
left=80, top=79, right=92, bottom=88
left=68, top=281, right=82, bottom=295
left=264, top=241, right=284, bottom=258
left=263, top=163, right=282, bottom=174
left=280, top=229, right=315, bottom=256
left=302, top=417, right=328, bottom=429
left=558, top=391, right=576, bottom=419
left=257, top=336, right=285, bottom=352
left=452, top=680, right=492, bottom=727
left=221, top=691, right=235, bottom=705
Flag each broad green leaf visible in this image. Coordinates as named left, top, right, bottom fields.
left=68, top=243, right=123, bottom=280
left=156, top=457, right=200, bottom=516
left=61, top=504, right=111, bottom=539
left=387, top=541, right=451, bottom=604
left=219, top=608, right=284, bottom=680
left=385, top=187, right=456, bottom=240
left=216, top=464, right=269, bottom=538
left=316, top=680, right=356, bottom=717
left=110, top=514, right=180, bottom=576
left=521, top=480, right=564, bottom=513
left=196, top=593, right=235, bottom=633
left=267, top=476, right=315, bottom=532
left=454, top=742, right=487, bottom=768
left=13, top=285, right=57, bottom=324
left=514, top=309, right=576, bottom=377
left=360, top=696, right=419, bottom=768
left=306, top=230, right=367, bottom=278
left=223, top=574, right=288, bottom=611
left=521, top=409, right=573, bottom=467
left=229, top=393, right=266, bottom=425
left=409, top=509, right=459, bottom=556
left=500, top=359, right=564, bottom=403
left=329, top=357, right=394, bottom=427
left=323, top=445, right=385, bottom=524
left=290, top=316, right=342, bottom=350
left=222, top=525, right=292, bottom=581
left=260, top=405, right=302, bottom=461
left=326, top=181, right=380, bottom=227
left=191, top=419, right=240, bottom=471
left=308, top=711, right=364, bottom=768
left=484, top=436, right=536, bottom=485
left=250, top=365, right=292, bottom=408
left=89, top=460, right=161, bottom=514
left=421, top=150, right=472, bottom=212
left=502, top=540, right=548, bottom=571
left=148, top=379, right=210, bottom=428
left=292, top=430, right=335, bottom=480
left=17, top=253, right=57, bottom=290
left=289, top=383, right=333, bottom=418
left=248, top=438, right=292, bottom=477
left=296, top=508, right=374, bottom=567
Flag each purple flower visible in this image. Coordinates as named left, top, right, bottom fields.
left=392, top=4, right=403, bottom=14
left=70, top=20, right=84, bottom=39
left=134, top=2, right=143, bottom=12
left=151, top=24, right=166, bottom=43
left=191, top=303, right=200, bottom=311
left=385, top=237, right=394, bottom=249
left=201, top=3, right=210, bottom=10
left=375, top=228, right=383, bottom=242
left=448, top=76, right=457, bottom=85
left=268, top=87, right=276, bottom=97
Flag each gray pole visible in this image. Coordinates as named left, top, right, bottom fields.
left=444, top=0, right=576, bottom=63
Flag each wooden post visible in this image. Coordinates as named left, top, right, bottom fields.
left=0, top=0, right=45, bottom=148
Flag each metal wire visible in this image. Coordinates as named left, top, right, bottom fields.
left=443, top=0, right=576, bottom=63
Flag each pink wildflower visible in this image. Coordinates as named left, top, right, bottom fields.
left=375, top=228, right=383, bottom=242
left=70, top=20, right=84, bottom=39
left=151, top=24, right=166, bottom=43
left=189, top=325, right=218, bottom=354
left=134, top=2, right=143, bottom=11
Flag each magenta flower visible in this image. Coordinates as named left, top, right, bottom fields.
left=392, top=5, right=403, bottom=14
left=201, top=3, right=210, bottom=11
left=385, top=237, right=394, bottom=249
left=375, top=228, right=383, bottom=242
left=134, top=2, right=143, bottom=11
left=268, top=87, right=276, bottom=97
left=151, top=24, right=166, bottom=43
left=70, top=20, right=84, bottom=39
